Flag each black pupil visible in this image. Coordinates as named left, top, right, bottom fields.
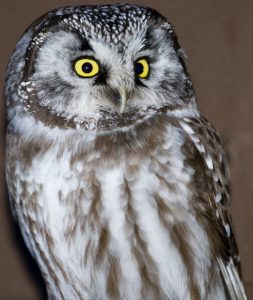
left=82, top=62, right=93, bottom=73
left=135, top=62, right=144, bottom=75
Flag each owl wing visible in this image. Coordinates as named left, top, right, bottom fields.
left=179, top=115, right=247, bottom=300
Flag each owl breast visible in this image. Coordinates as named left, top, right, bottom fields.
left=6, top=118, right=225, bottom=300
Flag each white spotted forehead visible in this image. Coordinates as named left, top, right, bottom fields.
left=60, top=5, right=160, bottom=45
left=32, top=4, right=171, bottom=48
left=53, top=4, right=154, bottom=19
left=62, top=14, right=149, bottom=46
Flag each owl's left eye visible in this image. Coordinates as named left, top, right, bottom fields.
left=134, top=58, right=150, bottom=79
left=73, top=57, right=100, bottom=78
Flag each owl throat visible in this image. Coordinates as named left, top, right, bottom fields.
left=18, top=78, right=186, bottom=131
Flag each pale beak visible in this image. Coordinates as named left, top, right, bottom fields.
left=118, top=86, right=127, bottom=114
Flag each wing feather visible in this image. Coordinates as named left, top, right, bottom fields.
left=179, top=115, right=247, bottom=300
left=218, top=258, right=247, bottom=300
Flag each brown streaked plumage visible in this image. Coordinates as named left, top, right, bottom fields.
left=5, top=3, right=246, bottom=300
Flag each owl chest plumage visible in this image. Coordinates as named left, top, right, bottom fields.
left=4, top=3, right=246, bottom=299
left=6, top=117, right=226, bottom=300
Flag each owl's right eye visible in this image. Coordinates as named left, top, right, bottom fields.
left=73, top=57, right=100, bottom=78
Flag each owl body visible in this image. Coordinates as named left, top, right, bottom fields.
left=5, top=4, right=246, bottom=300
left=6, top=112, right=226, bottom=300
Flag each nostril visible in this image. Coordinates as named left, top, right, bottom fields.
left=102, top=87, right=127, bottom=113
left=105, top=88, right=121, bottom=105
left=112, top=89, right=122, bottom=103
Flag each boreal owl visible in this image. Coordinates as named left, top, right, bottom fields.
left=4, top=4, right=247, bottom=300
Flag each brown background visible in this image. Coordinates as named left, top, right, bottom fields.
left=0, top=0, right=252, bottom=299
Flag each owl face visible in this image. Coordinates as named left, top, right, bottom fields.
left=18, top=4, right=195, bottom=129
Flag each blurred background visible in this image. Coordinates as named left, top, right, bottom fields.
left=0, top=0, right=252, bottom=299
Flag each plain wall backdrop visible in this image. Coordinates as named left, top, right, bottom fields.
left=0, top=1, right=252, bottom=299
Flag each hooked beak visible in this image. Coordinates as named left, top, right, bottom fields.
left=118, top=86, right=127, bottom=114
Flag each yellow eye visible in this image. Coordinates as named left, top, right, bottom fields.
left=74, top=57, right=100, bottom=78
left=135, top=58, right=150, bottom=78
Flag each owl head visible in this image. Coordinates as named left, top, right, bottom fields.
left=7, top=4, right=197, bottom=131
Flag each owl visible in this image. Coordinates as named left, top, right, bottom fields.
left=4, top=4, right=247, bottom=300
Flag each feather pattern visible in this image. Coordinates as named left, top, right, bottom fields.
left=6, top=110, right=246, bottom=299
left=180, top=116, right=247, bottom=300
left=4, top=3, right=247, bottom=300
left=218, top=258, right=247, bottom=300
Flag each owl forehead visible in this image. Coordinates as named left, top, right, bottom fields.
left=28, top=4, right=170, bottom=53
left=56, top=4, right=165, bottom=36
left=63, top=13, right=148, bottom=48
